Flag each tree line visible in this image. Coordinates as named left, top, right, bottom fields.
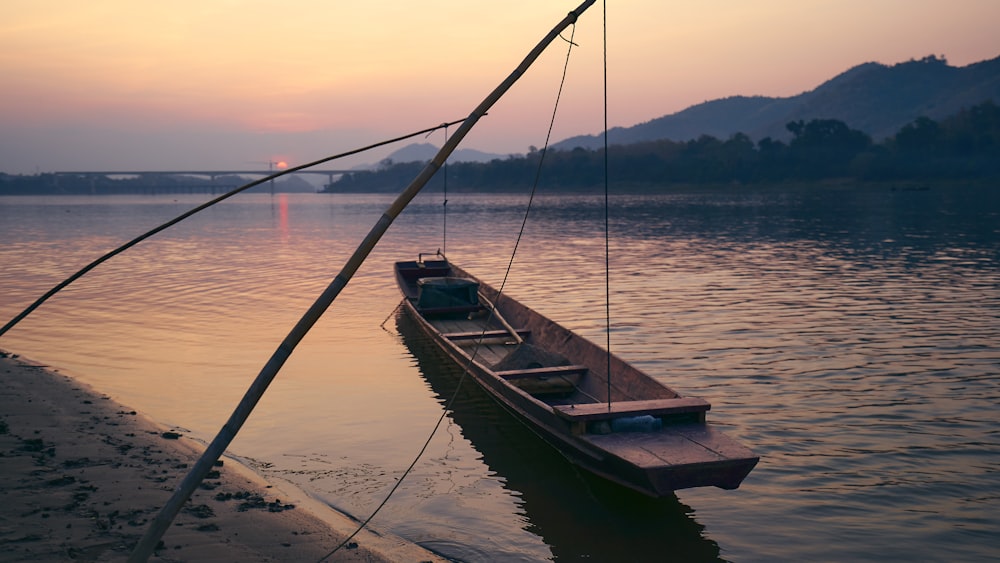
left=327, top=101, right=1000, bottom=192
left=3, top=101, right=996, bottom=195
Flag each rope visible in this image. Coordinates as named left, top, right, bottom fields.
left=317, top=20, right=582, bottom=563
left=443, top=124, right=449, bottom=256
left=127, top=5, right=598, bottom=561
left=498, top=21, right=579, bottom=300
left=603, top=0, right=613, bottom=410
left=0, top=118, right=467, bottom=339
left=378, top=298, right=405, bottom=331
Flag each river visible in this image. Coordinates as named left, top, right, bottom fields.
left=1, top=185, right=997, bottom=561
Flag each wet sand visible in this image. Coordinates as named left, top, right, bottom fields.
left=0, top=351, right=442, bottom=562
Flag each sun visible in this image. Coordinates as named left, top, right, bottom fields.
left=276, top=161, right=288, bottom=169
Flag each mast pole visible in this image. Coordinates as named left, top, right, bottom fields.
left=128, top=2, right=596, bottom=560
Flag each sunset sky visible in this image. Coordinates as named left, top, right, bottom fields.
left=2, top=0, right=998, bottom=174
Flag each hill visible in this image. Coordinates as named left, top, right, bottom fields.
left=324, top=100, right=1000, bottom=192
left=381, top=143, right=506, bottom=165
left=554, top=54, right=1000, bottom=149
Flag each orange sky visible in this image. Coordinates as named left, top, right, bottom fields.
left=1, top=0, right=998, bottom=173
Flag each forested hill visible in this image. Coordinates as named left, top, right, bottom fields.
left=325, top=101, right=1000, bottom=192
left=554, top=55, right=1000, bottom=150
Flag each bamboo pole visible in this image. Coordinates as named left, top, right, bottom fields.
left=128, top=2, right=596, bottom=560
left=478, top=291, right=525, bottom=344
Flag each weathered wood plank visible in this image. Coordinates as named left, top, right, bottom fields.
left=553, top=397, right=710, bottom=421
left=508, top=376, right=579, bottom=395
left=443, top=329, right=530, bottom=341
left=495, top=364, right=589, bottom=380
left=668, top=424, right=757, bottom=460
left=473, top=343, right=511, bottom=366
left=584, top=427, right=726, bottom=467
left=418, top=304, right=484, bottom=315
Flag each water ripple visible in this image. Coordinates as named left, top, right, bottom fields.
left=1, top=189, right=998, bottom=562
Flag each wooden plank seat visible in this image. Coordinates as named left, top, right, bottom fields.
left=494, top=364, right=589, bottom=380
left=494, top=364, right=587, bottom=396
left=416, top=304, right=485, bottom=316
left=553, top=397, right=710, bottom=422
left=443, top=329, right=531, bottom=341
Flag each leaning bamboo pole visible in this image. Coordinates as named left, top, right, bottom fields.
left=128, top=2, right=596, bottom=560
left=478, top=291, right=525, bottom=344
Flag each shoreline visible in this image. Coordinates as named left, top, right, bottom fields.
left=2, top=176, right=996, bottom=197
left=0, top=350, right=442, bottom=562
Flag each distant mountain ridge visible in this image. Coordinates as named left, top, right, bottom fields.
left=553, top=54, right=1000, bottom=149
left=382, top=143, right=505, bottom=165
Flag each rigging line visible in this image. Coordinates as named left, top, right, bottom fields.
left=130, top=3, right=596, bottom=560
left=319, top=304, right=501, bottom=563
left=603, top=0, right=613, bottom=410
left=318, top=330, right=458, bottom=561
left=378, top=298, right=406, bottom=331
left=443, top=123, right=449, bottom=256
left=558, top=32, right=579, bottom=46
left=318, top=20, right=582, bottom=563
left=319, top=277, right=493, bottom=562
left=0, top=118, right=467, bottom=340
left=494, top=21, right=579, bottom=312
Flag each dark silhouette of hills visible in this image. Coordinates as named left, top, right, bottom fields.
left=323, top=99, right=1000, bottom=192
left=381, top=143, right=505, bottom=165
left=554, top=54, right=1000, bottom=149
left=6, top=54, right=999, bottom=194
left=0, top=171, right=318, bottom=195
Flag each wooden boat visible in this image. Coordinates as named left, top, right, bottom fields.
left=395, top=255, right=758, bottom=496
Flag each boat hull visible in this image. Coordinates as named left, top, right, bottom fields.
left=395, top=259, right=757, bottom=496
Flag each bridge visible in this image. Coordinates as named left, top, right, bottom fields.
left=53, top=169, right=355, bottom=183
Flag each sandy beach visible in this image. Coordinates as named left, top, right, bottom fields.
left=0, top=350, right=442, bottom=562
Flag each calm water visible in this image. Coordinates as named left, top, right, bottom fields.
left=1, top=186, right=998, bottom=562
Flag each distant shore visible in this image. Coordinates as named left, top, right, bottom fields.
left=1, top=174, right=996, bottom=197
left=0, top=350, right=442, bottom=562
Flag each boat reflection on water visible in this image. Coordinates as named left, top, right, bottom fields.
left=395, top=311, right=723, bottom=562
